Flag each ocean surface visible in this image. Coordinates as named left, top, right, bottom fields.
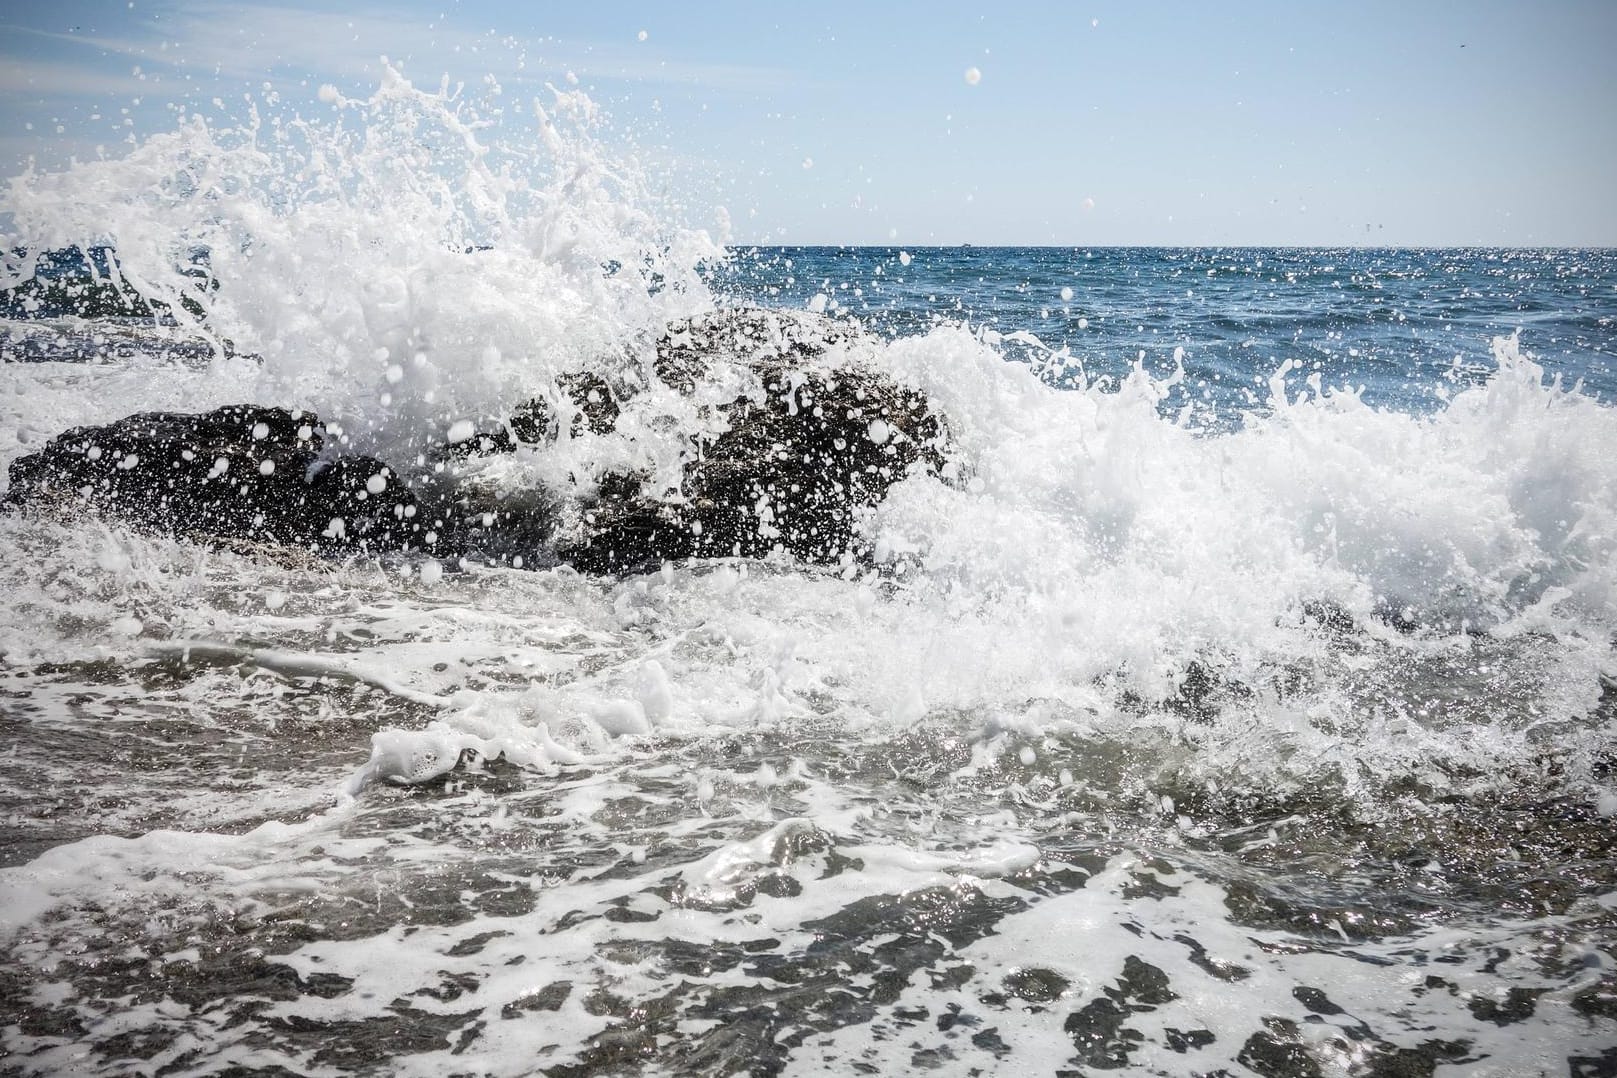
left=2, top=75, right=1616, bottom=1077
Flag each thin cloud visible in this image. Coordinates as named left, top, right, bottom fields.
left=0, top=23, right=163, bottom=66
left=0, top=57, right=154, bottom=100
left=7, top=1, right=802, bottom=95
left=3, top=0, right=801, bottom=112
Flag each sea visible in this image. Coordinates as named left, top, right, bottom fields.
left=1, top=73, right=1615, bottom=1077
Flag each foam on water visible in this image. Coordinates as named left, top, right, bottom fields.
left=2, top=69, right=1615, bottom=1076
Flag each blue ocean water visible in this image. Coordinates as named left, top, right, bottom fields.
left=715, top=246, right=1617, bottom=420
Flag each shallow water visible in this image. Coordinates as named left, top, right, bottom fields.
left=2, top=71, right=1615, bottom=1076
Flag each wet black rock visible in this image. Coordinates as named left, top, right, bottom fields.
left=553, top=371, right=624, bottom=438
left=557, top=308, right=946, bottom=573
left=434, top=425, right=517, bottom=461
left=651, top=306, right=866, bottom=393
left=3, top=405, right=448, bottom=557
left=435, top=372, right=620, bottom=462
left=4, top=308, right=949, bottom=576
left=2, top=246, right=213, bottom=321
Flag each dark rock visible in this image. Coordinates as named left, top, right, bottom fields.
left=506, top=398, right=553, bottom=445
left=1003, top=966, right=1069, bottom=1004
left=557, top=307, right=946, bottom=573
left=1237, top=1019, right=1323, bottom=1078
left=1, top=246, right=157, bottom=320
left=500, top=372, right=623, bottom=448
left=653, top=306, right=865, bottom=392
left=1164, top=659, right=1252, bottom=722
left=435, top=425, right=517, bottom=460
left=557, top=371, right=623, bottom=437
left=4, top=308, right=950, bottom=576
left=1, top=246, right=213, bottom=321
left=440, top=372, right=621, bottom=461
left=439, top=484, right=561, bottom=570
left=4, top=405, right=449, bottom=557
left=1116, top=657, right=1251, bottom=724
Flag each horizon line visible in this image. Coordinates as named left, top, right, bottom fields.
left=724, top=242, right=1617, bottom=252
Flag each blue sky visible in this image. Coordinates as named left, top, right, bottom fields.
left=2, top=0, right=1614, bottom=245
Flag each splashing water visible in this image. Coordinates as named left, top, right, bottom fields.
left=2, top=69, right=1616, bottom=1078
left=2, top=66, right=720, bottom=462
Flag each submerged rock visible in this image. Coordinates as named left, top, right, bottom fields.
left=3, top=405, right=449, bottom=557
left=4, top=308, right=948, bottom=575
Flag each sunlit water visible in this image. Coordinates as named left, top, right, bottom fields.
left=2, top=72, right=1615, bottom=1077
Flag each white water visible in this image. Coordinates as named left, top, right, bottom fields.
left=2, top=70, right=1615, bottom=1076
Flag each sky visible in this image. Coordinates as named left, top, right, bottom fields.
left=1, top=0, right=1614, bottom=246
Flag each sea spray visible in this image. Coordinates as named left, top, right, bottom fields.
left=3, top=65, right=722, bottom=468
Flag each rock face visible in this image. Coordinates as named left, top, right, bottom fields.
left=4, top=309, right=947, bottom=574
left=3, top=405, right=448, bottom=557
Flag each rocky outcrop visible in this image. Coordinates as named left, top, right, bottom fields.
left=4, top=308, right=948, bottom=574
left=3, top=405, right=453, bottom=557
left=555, top=308, right=945, bottom=572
